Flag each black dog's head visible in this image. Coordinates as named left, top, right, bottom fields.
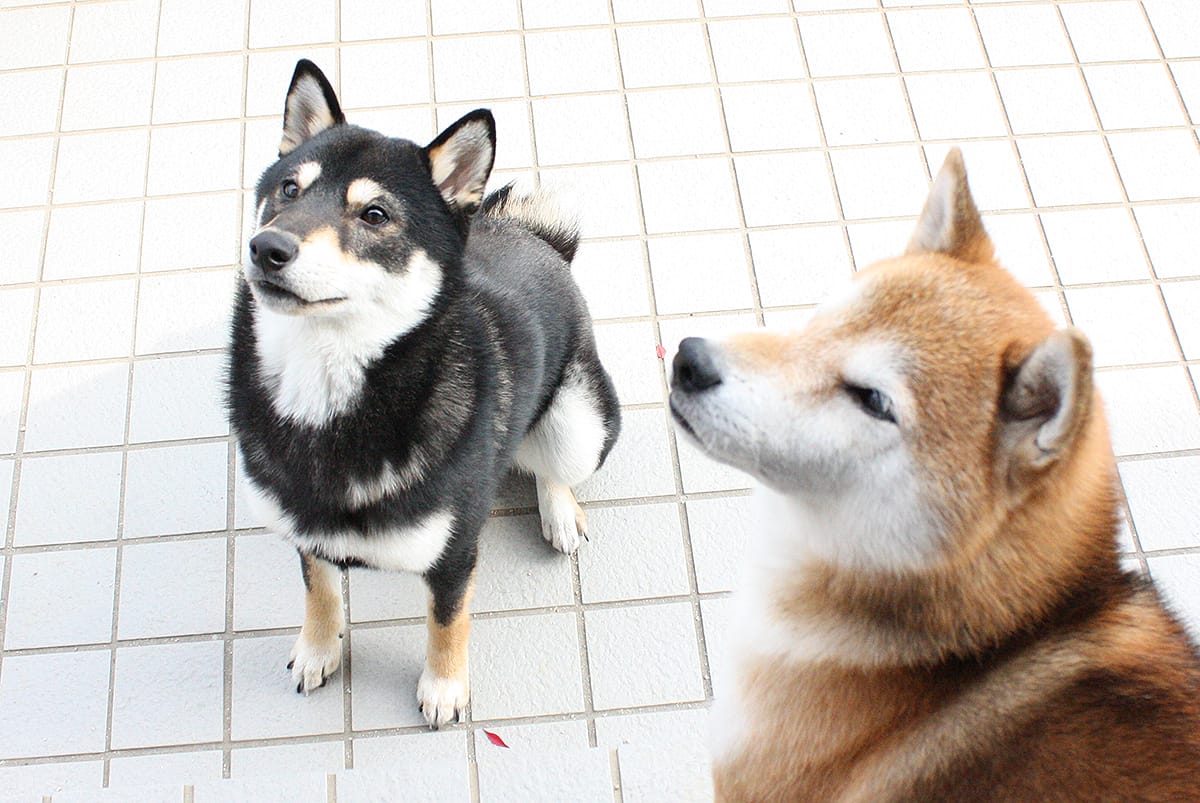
left=245, top=59, right=495, bottom=321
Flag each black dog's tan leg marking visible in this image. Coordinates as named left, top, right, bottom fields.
left=417, top=570, right=474, bottom=728
left=289, top=551, right=345, bottom=694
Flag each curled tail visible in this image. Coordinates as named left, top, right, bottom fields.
left=480, top=184, right=581, bottom=263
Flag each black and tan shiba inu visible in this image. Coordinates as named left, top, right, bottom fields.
left=670, top=150, right=1200, bottom=800
left=227, top=60, right=619, bottom=727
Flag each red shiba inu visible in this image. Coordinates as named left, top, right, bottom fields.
left=670, top=150, right=1200, bottom=801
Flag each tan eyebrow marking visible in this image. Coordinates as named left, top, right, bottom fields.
left=346, top=178, right=386, bottom=207
left=295, top=161, right=322, bottom=190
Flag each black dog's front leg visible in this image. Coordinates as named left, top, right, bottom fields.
left=417, top=550, right=477, bottom=728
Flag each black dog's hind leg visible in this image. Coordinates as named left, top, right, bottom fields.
left=289, top=551, right=345, bottom=693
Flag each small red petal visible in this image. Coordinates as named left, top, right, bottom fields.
left=656, top=344, right=667, bottom=359
left=483, top=730, right=509, bottom=748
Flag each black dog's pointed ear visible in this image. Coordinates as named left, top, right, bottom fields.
left=424, top=109, right=496, bottom=212
left=280, top=59, right=345, bottom=156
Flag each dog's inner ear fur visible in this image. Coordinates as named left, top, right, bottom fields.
left=280, top=60, right=345, bottom=156
left=999, top=329, right=1093, bottom=479
left=907, top=148, right=996, bottom=265
left=425, top=110, right=497, bottom=213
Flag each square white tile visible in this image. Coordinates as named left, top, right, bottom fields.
left=1143, top=0, right=1200, bottom=58
left=340, top=0, right=425, bottom=40
left=705, top=0, right=787, bottom=13
left=152, top=54, right=245, bottom=124
left=719, top=84, right=822, bottom=152
left=68, top=0, right=157, bottom=63
left=1171, top=62, right=1200, bottom=124
left=470, top=611, right=584, bottom=719
left=53, top=130, right=149, bottom=204
left=248, top=0, right=336, bottom=48
left=1095, top=366, right=1200, bottom=456
left=798, top=12, right=895, bottom=78
left=60, top=61, right=155, bottom=131
left=194, top=774, right=329, bottom=803
left=686, top=495, right=754, bottom=593
left=0, top=5, right=70, bottom=69
left=815, top=76, right=914, bottom=147
left=232, top=740, right=344, bottom=778
left=245, top=47, right=337, bottom=118
left=1120, top=455, right=1200, bottom=552
left=0, top=288, right=33, bottom=367
left=886, top=8, right=986, bottom=71
left=0, top=68, right=63, bottom=137
left=526, top=28, right=622, bottom=95
left=432, top=0, right=519, bottom=34
left=353, top=730, right=466, bottom=781
left=981, top=214, right=1055, bottom=289
left=578, top=502, right=689, bottom=603
left=611, top=0, right=694, bottom=22
left=521, top=0, right=609, bottom=28
left=619, top=741, right=713, bottom=803
left=0, top=138, right=54, bottom=208
left=739, top=151, right=843, bottom=226
left=4, top=547, right=117, bottom=649
left=1134, top=204, right=1200, bottom=279
left=1059, top=1, right=1160, bottom=63
left=593, top=321, right=663, bottom=406
left=347, top=565, right=426, bottom=623
left=0, top=651, right=111, bottom=759
left=473, top=514, right=576, bottom=613
left=707, top=18, right=805, bottom=82
left=846, top=219, right=920, bottom=272
left=539, top=164, right=642, bottom=237
left=0, top=210, right=47, bottom=285
left=1017, top=135, right=1124, bottom=207
left=585, top=602, right=703, bottom=709
left=829, top=145, right=929, bottom=220
left=627, top=87, right=725, bottom=159
left=1084, top=63, right=1188, bottom=130
left=700, top=595, right=733, bottom=696
left=142, top=193, right=241, bottom=272
left=346, top=623, right=426, bottom=730
left=672, top=418, right=755, bottom=494
left=129, top=353, right=229, bottom=443
left=433, top=35, right=525, bottom=102
left=118, top=537, right=228, bottom=638
left=905, top=73, right=1008, bottom=140
left=135, top=269, right=236, bottom=355
left=0, top=761, right=103, bottom=800
left=0, top=460, right=12, bottom=528
left=532, top=93, right=631, bottom=166
left=478, top=745, right=612, bottom=803
left=14, top=450, right=123, bottom=546
left=231, top=634, right=345, bottom=740
left=338, top=41, right=431, bottom=109
left=996, top=67, right=1096, bottom=135
left=749, top=225, right=853, bottom=307
left=108, top=750, right=224, bottom=789
left=572, top=240, right=651, bottom=320
left=616, top=23, right=712, bottom=88
left=974, top=4, right=1074, bottom=67
left=1065, top=285, right=1178, bottom=367
left=147, top=122, right=243, bottom=196
left=638, top=158, right=740, bottom=234
left=1162, top=282, right=1200, bottom=359
left=0, top=373, right=22, bottom=454
left=110, top=641, right=225, bottom=748
left=1108, top=130, right=1200, bottom=202
left=123, top=441, right=229, bottom=537
left=34, top=278, right=136, bottom=363
left=22, top=363, right=128, bottom=452
left=157, top=0, right=246, bottom=56
left=1147, top=554, right=1200, bottom=640
left=43, top=201, right=144, bottom=280
left=648, top=232, right=753, bottom=315
left=233, top=532, right=307, bottom=630
left=1039, top=208, right=1151, bottom=284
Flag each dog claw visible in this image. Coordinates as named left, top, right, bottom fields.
left=286, top=660, right=295, bottom=670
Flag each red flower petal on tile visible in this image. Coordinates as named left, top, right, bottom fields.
left=656, top=344, right=667, bottom=359
left=483, top=730, right=509, bottom=748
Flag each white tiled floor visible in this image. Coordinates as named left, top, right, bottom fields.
left=0, top=0, right=1199, bottom=801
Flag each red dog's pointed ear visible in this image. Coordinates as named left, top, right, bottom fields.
left=280, top=59, right=345, bottom=156
left=906, top=148, right=995, bottom=265
left=425, top=109, right=496, bottom=213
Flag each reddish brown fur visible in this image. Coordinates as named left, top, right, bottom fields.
left=711, top=152, right=1200, bottom=802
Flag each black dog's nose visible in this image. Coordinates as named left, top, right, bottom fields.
left=248, top=230, right=299, bottom=272
left=673, top=337, right=722, bottom=393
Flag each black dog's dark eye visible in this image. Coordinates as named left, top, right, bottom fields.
left=845, top=384, right=897, bottom=424
left=360, top=206, right=389, bottom=226
left=281, top=179, right=299, bottom=199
